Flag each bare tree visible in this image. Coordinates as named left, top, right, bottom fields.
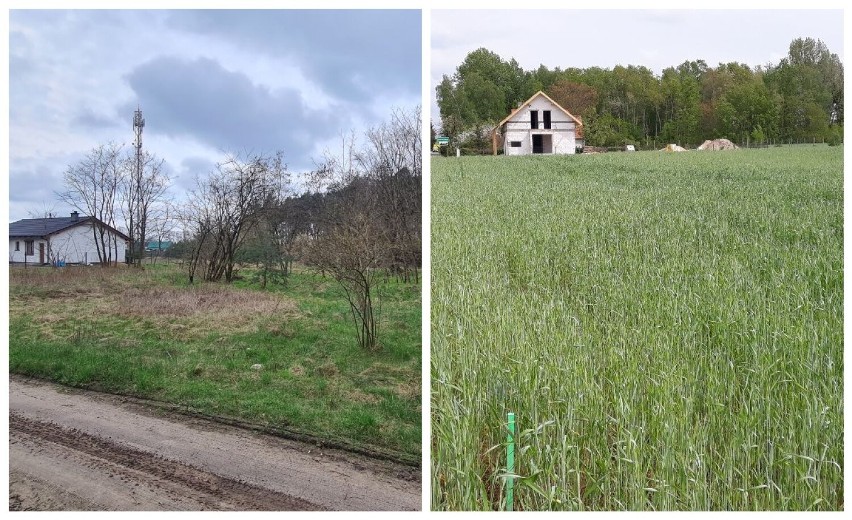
left=182, top=151, right=288, bottom=283
left=58, top=143, right=124, bottom=266
left=308, top=176, right=384, bottom=350
left=120, top=150, right=170, bottom=267
left=357, top=106, right=422, bottom=281
left=306, top=105, right=422, bottom=350
left=180, top=201, right=214, bottom=285
left=359, top=106, right=423, bottom=180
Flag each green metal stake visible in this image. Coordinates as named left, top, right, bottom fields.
left=507, top=412, right=515, bottom=511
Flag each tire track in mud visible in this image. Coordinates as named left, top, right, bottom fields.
left=10, top=413, right=325, bottom=511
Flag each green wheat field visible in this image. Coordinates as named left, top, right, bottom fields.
left=430, top=146, right=843, bottom=511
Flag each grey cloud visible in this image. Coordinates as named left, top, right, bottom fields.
left=9, top=29, right=39, bottom=111
left=165, top=10, right=421, bottom=102
left=9, top=28, right=34, bottom=74
left=124, top=56, right=342, bottom=161
left=176, top=156, right=216, bottom=191
left=73, top=108, right=122, bottom=130
left=9, top=158, right=74, bottom=220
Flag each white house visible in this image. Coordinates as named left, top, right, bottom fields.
left=9, top=212, right=129, bottom=265
left=492, top=91, right=584, bottom=156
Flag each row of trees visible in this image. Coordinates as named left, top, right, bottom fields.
left=436, top=37, right=843, bottom=150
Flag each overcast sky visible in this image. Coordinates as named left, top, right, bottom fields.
left=431, top=9, right=844, bottom=125
left=7, top=9, right=421, bottom=223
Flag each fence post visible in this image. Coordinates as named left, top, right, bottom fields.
left=507, top=412, right=515, bottom=511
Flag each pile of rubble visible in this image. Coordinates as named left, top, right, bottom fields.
left=697, top=138, right=739, bottom=151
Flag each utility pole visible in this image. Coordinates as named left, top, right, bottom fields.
left=132, top=107, right=145, bottom=266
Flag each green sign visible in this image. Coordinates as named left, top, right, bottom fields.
left=436, top=136, right=450, bottom=145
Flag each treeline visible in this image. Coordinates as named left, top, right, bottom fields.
left=179, top=107, right=421, bottom=285
left=436, top=37, right=843, bottom=150
left=226, top=162, right=421, bottom=287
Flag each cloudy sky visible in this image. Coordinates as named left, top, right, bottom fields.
left=7, top=9, right=421, bottom=223
left=431, top=9, right=844, bottom=124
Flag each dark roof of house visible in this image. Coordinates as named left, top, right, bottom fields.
left=9, top=215, right=129, bottom=241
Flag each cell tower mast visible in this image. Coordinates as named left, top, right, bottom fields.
left=132, top=107, right=145, bottom=266
left=134, top=106, right=144, bottom=156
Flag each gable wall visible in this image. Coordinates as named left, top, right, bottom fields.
left=503, top=96, right=577, bottom=155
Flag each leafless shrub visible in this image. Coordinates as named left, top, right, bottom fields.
left=181, top=151, right=289, bottom=283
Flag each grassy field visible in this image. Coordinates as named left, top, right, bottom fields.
left=9, top=263, right=421, bottom=462
left=431, top=146, right=843, bottom=510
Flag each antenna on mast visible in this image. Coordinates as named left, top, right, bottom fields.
left=133, top=106, right=145, bottom=150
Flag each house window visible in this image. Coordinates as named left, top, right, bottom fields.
left=510, top=141, right=522, bottom=148
left=25, top=240, right=34, bottom=256
left=543, top=110, right=551, bottom=129
left=530, top=110, right=539, bottom=129
left=15, top=241, right=20, bottom=251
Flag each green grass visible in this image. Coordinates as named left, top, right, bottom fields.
left=431, top=147, right=843, bottom=510
left=9, top=263, right=421, bottom=462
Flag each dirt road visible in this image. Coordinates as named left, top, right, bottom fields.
left=9, top=375, right=421, bottom=511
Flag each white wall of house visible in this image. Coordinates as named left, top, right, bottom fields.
left=9, top=238, right=49, bottom=264
left=9, top=223, right=127, bottom=264
left=503, top=95, right=577, bottom=156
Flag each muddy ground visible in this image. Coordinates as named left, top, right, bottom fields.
left=9, top=375, right=421, bottom=511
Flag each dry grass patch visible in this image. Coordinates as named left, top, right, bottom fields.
left=119, top=285, right=298, bottom=338
left=316, top=361, right=340, bottom=377
left=344, top=387, right=381, bottom=404
left=358, top=363, right=416, bottom=384
left=11, top=267, right=301, bottom=341
left=356, top=362, right=420, bottom=401
left=10, top=266, right=127, bottom=294
left=265, top=322, right=297, bottom=338
left=392, top=381, right=420, bottom=400
left=119, top=285, right=296, bottom=319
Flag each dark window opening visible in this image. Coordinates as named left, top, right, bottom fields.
left=510, top=141, right=522, bottom=147
left=532, top=134, right=544, bottom=154
left=543, top=110, right=551, bottom=129
left=15, top=241, right=20, bottom=251
left=25, top=240, right=34, bottom=256
left=530, top=110, right=538, bottom=129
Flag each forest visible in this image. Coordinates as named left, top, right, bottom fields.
left=435, top=37, right=843, bottom=151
